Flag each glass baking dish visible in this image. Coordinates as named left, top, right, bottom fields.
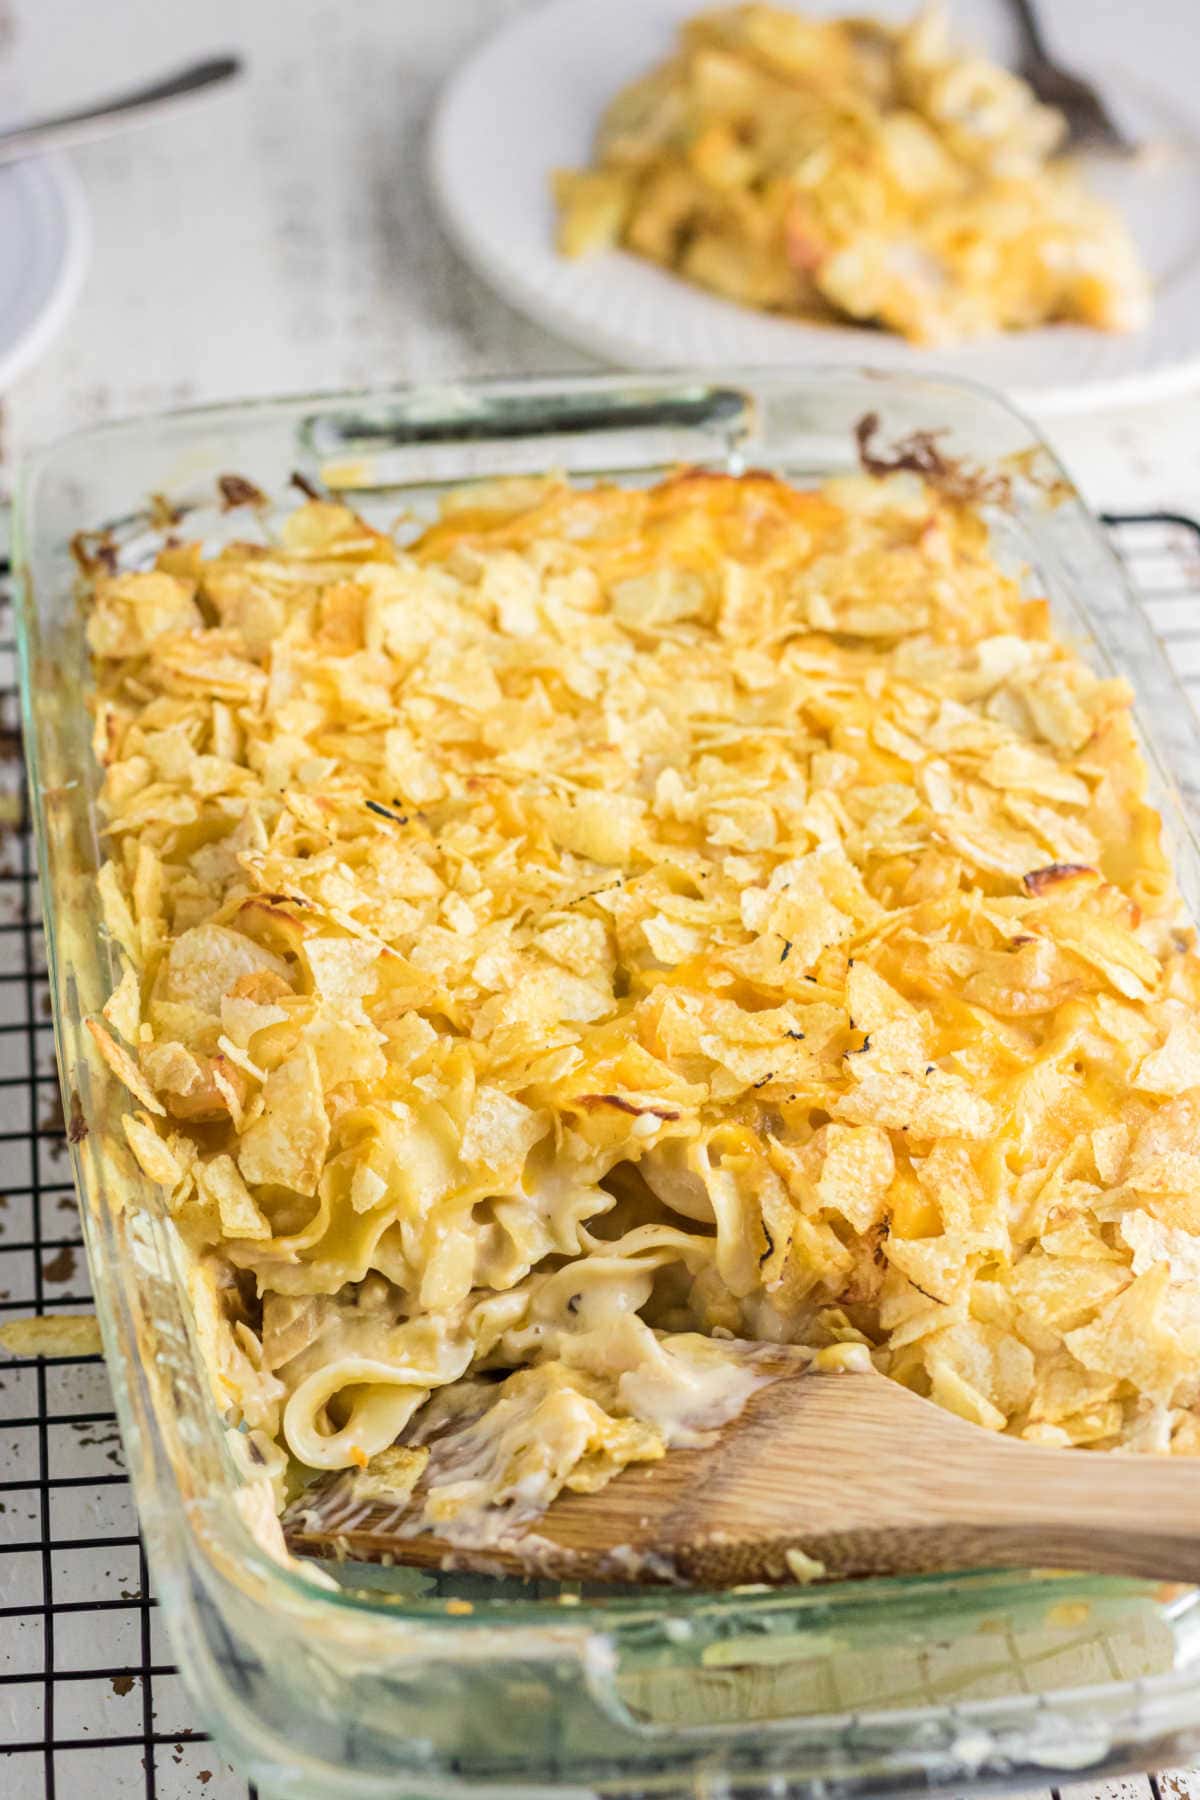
left=14, top=368, right=1200, bottom=1800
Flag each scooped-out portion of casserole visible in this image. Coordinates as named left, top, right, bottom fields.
left=554, top=4, right=1149, bottom=345
left=84, top=455, right=1200, bottom=1547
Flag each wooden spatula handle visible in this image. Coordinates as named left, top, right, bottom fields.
left=864, top=1428, right=1199, bottom=1583
left=676, top=1460, right=1199, bottom=1587
left=639, top=1373, right=1200, bottom=1586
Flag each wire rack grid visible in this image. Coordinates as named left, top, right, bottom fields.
left=2, top=513, right=1200, bottom=1800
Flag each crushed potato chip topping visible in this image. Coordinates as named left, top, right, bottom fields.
left=85, top=464, right=1200, bottom=1533
left=554, top=3, right=1149, bottom=346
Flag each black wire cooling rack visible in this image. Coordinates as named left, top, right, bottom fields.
left=2, top=513, right=1200, bottom=1800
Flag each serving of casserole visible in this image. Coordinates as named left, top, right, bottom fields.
left=554, top=3, right=1150, bottom=345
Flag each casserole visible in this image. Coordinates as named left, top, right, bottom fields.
left=553, top=3, right=1149, bottom=345
left=15, top=369, right=1200, bottom=1798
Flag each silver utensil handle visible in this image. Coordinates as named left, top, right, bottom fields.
left=1006, top=0, right=1051, bottom=65
left=0, top=54, right=241, bottom=166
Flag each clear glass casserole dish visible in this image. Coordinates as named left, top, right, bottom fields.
left=13, top=368, right=1200, bottom=1800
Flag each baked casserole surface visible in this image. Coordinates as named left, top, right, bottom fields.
left=83, top=461, right=1200, bottom=1539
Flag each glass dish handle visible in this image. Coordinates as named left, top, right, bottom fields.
left=298, top=380, right=756, bottom=491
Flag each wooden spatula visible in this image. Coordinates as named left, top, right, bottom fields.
left=284, top=1363, right=1200, bottom=1586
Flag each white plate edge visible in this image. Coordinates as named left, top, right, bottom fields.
left=427, top=0, right=1200, bottom=418
left=0, top=153, right=90, bottom=394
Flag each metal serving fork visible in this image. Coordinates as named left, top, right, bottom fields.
left=1007, top=0, right=1135, bottom=155
left=0, top=56, right=240, bottom=167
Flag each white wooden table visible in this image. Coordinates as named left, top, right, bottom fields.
left=1, top=1, right=1199, bottom=1794
left=3, top=0, right=1200, bottom=514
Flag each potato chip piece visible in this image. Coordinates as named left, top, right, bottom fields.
left=643, top=913, right=707, bottom=965
left=1022, top=1422, right=1072, bottom=1447
left=1039, top=909, right=1161, bottom=1002
left=1019, top=670, right=1094, bottom=754
left=177, top=1057, right=250, bottom=1133
left=928, top=1360, right=1006, bottom=1431
left=885, top=1234, right=970, bottom=1306
left=197, top=1154, right=273, bottom=1240
left=238, top=1045, right=329, bottom=1196
left=916, top=1140, right=992, bottom=1238
left=879, top=1267, right=964, bottom=1350
left=86, top=569, right=201, bottom=658
left=1119, top=1208, right=1200, bottom=1283
left=1135, top=1019, right=1200, bottom=1097
left=1138, top=1192, right=1200, bottom=1235
left=279, top=499, right=387, bottom=559
left=167, top=924, right=291, bottom=1015
left=1040, top=1214, right=1124, bottom=1263
left=187, top=1257, right=286, bottom=1434
left=1172, top=1412, right=1200, bottom=1455
left=538, top=792, right=644, bottom=866
left=980, top=742, right=1090, bottom=807
left=154, top=632, right=269, bottom=702
left=122, top=1113, right=184, bottom=1189
left=781, top=1546, right=827, bottom=1584
left=1027, top=1352, right=1120, bottom=1426
left=1128, top=1158, right=1200, bottom=1216
left=771, top=1210, right=856, bottom=1302
left=836, top=1067, right=995, bottom=1140
left=216, top=1034, right=267, bottom=1083
left=845, top=962, right=915, bottom=1036
left=845, top=962, right=929, bottom=1071
left=566, top=1417, right=667, bottom=1491
left=935, top=813, right=1045, bottom=880
left=933, top=1320, right=1035, bottom=1414
left=815, top=1124, right=894, bottom=1234
left=1010, top=1253, right=1129, bottom=1346
left=1128, top=1092, right=1200, bottom=1169
left=535, top=915, right=612, bottom=978
left=738, top=857, right=852, bottom=966
left=303, top=936, right=382, bottom=1004
left=1053, top=1401, right=1125, bottom=1445
left=86, top=1017, right=165, bottom=1116
left=1064, top=1264, right=1194, bottom=1402
left=1022, top=863, right=1098, bottom=899
left=97, top=862, right=139, bottom=961
left=611, top=565, right=710, bottom=629
left=102, top=967, right=141, bottom=1043
left=305, top=1009, right=388, bottom=1092
left=460, top=1087, right=548, bottom=1179
left=959, top=935, right=1081, bottom=1019
left=1092, top=1122, right=1129, bottom=1186
left=220, top=993, right=290, bottom=1050
left=473, top=964, right=613, bottom=1044
left=140, top=1039, right=208, bottom=1100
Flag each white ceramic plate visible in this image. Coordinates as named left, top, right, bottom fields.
left=430, top=0, right=1200, bottom=415
left=0, top=152, right=88, bottom=392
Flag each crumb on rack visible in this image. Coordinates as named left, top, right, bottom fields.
left=0, top=1313, right=103, bottom=1358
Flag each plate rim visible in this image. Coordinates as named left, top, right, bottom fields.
left=428, top=0, right=1200, bottom=417
left=0, top=152, right=90, bottom=394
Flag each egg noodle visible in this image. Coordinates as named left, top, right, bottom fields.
left=85, top=462, right=1200, bottom=1544
left=554, top=3, right=1149, bottom=346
